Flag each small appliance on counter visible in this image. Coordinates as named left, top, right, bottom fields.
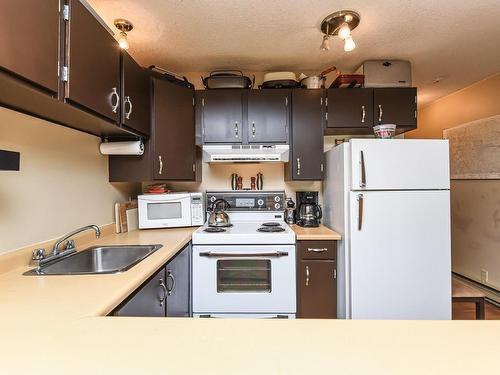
left=296, top=191, right=322, bottom=227
left=285, top=198, right=296, bottom=224
left=138, top=192, right=204, bottom=229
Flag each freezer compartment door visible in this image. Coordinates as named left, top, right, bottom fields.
left=350, top=139, right=450, bottom=190
left=349, top=190, right=451, bottom=319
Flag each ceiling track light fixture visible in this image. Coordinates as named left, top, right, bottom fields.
left=319, top=10, right=360, bottom=52
left=114, top=19, right=133, bottom=50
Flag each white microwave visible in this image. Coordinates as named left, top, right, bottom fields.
left=138, top=192, right=204, bottom=229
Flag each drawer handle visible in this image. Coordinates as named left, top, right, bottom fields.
left=305, top=265, right=310, bottom=287
left=307, top=248, right=328, bottom=253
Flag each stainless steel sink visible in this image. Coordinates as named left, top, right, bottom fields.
left=24, top=245, right=162, bottom=275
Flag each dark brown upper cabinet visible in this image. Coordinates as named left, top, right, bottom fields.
left=247, top=90, right=290, bottom=143
left=373, top=88, right=417, bottom=129
left=153, top=78, right=196, bottom=180
left=199, top=90, right=244, bottom=143
left=121, top=52, right=150, bottom=136
left=286, top=90, right=324, bottom=181
left=65, top=0, right=121, bottom=123
left=0, top=0, right=60, bottom=94
left=326, top=88, right=374, bottom=129
left=109, top=77, right=199, bottom=182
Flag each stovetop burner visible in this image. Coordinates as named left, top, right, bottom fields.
left=208, top=223, right=233, bottom=228
left=257, top=226, right=285, bottom=233
left=204, top=227, right=226, bottom=233
left=261, top=222, right=281, bottom=227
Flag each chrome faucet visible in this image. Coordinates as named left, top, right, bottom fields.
left=31, top=225, right=101, bottom=268
left=51, top=224, right=101, bottom=256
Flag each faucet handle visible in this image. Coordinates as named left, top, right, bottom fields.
left=32, top=248, right=46, bottom=261
left=64, top=240, right=76, bottom=251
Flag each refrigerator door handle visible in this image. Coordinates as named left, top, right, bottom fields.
left=360, top=151, right=366, bottom=188
left=357, top=194, right=364, bottom=230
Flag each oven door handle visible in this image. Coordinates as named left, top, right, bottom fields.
left=199, top=251, right=289, bottom=258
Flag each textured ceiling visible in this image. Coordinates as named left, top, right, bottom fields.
left=87, top=0, right=500, bottom=106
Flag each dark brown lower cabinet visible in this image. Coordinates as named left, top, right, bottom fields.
left=297, top=240, right=337, bottom=318
left=114, top=267, right=166, bottom=317
left=113, top=244, right=191, bottom=317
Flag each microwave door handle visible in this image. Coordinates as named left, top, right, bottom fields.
left=199, top=251, right=289, bottom=258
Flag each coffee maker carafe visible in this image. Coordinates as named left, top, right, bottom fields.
left=296, top=191, right=322, bottom=227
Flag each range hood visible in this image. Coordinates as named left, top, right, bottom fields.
left=202, top=145, right=289, bottom=163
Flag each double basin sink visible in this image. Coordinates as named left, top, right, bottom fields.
left=24, top=245, right=162, bottom=276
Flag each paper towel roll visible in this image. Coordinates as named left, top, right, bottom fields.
left=99, top=141, right=144, bottom=155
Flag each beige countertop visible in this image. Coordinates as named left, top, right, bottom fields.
left=291, top=224, right=342, bottom=240
left=0, top=227, right=498, bottom=374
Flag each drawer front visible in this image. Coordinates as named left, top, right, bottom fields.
left=298, top=240, right=336, bottom=260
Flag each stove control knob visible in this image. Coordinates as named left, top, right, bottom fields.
left=257, top=199, right=264, bottom=206
left=210, top=196, right=216, bottom=203
left=274, top=196, right=281, bottom=202
left=274, top=203, right=281, bottom=209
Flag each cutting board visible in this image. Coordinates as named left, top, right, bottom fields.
left=118, top=200, right=138, bottom=233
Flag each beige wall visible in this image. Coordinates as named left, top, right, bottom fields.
left=156, top=163, right=322, bottom=203
left=0, top=108, right=140, bottom=254
left=407, top=73, right=500, bottom=139
left=407, top=73, right=500, bottom=291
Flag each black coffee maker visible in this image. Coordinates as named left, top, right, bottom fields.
left=296, top=191, right=322, bottom=227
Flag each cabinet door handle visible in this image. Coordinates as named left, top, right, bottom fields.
left=307, top=248, right=328, bottom=253
left=234, top=122, right=239, bottom=138
left=361, top=105, right=366, bottom=123
left=159, top=278, right=167, bottom=307
left=124, top=96, right=133, bottom=119
left=110, top=87, right=120, bottom=113
left=305, top=265, right=310, bottom=286
left=158, top=155, right=163, bottom=175
left=166, top=270, right=175, bottom=296
left=360, top=150, right=366, bottom=188
left=333, top=269, right=337, bottom=279
left=297, top=157, right=301, bottom=176
left=252, top=122, right=256, bottom=137
left=357, top=194, right=364, bottom=231
left=378, top=104, right=383, bottom=122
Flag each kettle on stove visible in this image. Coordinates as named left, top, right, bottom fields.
left=207, top=199, right=231, bottom=227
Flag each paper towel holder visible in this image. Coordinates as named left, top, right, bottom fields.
left=100, top=137, right=144, bottom=156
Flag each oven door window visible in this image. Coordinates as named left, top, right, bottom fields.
left=147, top=202, right=182, bottom=220
left=217, top=259, right=271, bottom=293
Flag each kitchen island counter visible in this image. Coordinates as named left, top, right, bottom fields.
left=0, top=227, right=498, bottom=374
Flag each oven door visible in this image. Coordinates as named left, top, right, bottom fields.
left=138, top=194, right=192, bottom=228
left=192, top=245, right=296, bottom=314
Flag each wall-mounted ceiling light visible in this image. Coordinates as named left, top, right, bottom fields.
left=320, top=10, right=360, bottom=52
left=114, top=19, right=133, bottom=50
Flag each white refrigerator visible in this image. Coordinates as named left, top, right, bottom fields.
left=324, top=139, right=451, bottom=320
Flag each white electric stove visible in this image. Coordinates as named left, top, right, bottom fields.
left=192, top=191, right=297, bottom=319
